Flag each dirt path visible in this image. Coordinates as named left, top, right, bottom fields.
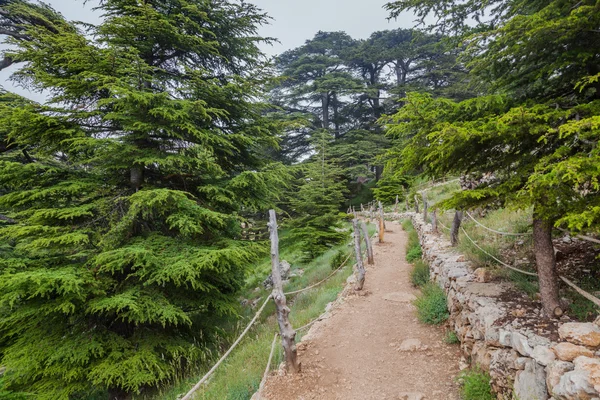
left=263, top=221, right=462, bottom=400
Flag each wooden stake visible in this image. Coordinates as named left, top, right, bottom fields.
left=422, top=192, right=428, bottom=222
left=360, top=220, right=374, bottom=265
left=450, top=210, right=463, bottom=247
left=414, top=195, right=420, bottom=213
left=432, top=209, right=438, bottom=234
left=268, top=210, right=300, bottom=373
left=394, top=195, right=399, bottom=213
left=353, top=218, right=366, bottom=290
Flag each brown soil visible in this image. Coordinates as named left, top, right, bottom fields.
left=262, top=221, right=462, bottom=400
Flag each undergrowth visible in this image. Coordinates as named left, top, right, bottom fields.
left=444, top=330, right=460, bottom=345
left=459, top=368, right=495, bottom=400
left=410, top=260, right=430, bottom=287
left=402, top=219, right=423, bottom=262
left=413, top=283, right=449, bottom=325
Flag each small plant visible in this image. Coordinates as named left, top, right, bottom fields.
left=406, top=245, right=423, bottom=262
left=410, top=260, right=430, bottom=287
left=459, top=368, right=495, bottom=400
left=509, top=271, right=539, bottom=300
left=413, top=282, right=449, bottom=325
left=444, top=330, right=460, bottom=344
left=330, top=249, right=349, bottom=270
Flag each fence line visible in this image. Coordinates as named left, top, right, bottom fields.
left=557, top=227, right=600, bottom=245
left=181, top=296, right=272, bottom=400
left=466, top=211, right=532, bottom=236
left=181, top=227, right=376, bottom=399
left=459, top=227, right=538, bottom=277
left=256, top=333, right=279, bottom=398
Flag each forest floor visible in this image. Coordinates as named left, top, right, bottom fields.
left=262, top=221, right=462, bottom=400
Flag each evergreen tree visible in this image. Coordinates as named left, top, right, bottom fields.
left=0, top=0, right=283, bottom=398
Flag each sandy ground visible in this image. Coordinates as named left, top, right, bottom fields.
left=262, top=221, right=462, bottom=400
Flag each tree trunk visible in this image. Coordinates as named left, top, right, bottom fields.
left=268, top=210, right=300, bottom=373
left=332, top=92, right=340, bottom=139
left=321, top=93, right=330, bottom=130
left=375, top=165, right=383, bottom=181
left=533, top=217, right=563, bottom=318
left=450, top=210, right=463, bottom=247
left=353, top=218, right=366, bottom=290
left=130, top=165, right=143, bottom=191
left=360, top=220, right=374, bottom=265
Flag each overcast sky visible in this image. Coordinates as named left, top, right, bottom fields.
left=1, top=0, right=416, bottom=101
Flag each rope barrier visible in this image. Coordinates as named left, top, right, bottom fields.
left=437, top=218, right=451, bottom=232
left=460, top=227, right=538, bottom=277
left=256, top=333, right=279, bottom=398
left=466, top=211, right=531, bottom=236
left=181, top=296, right=272, bottom=400
left=284, top=253, right=352, bottom=296
left=557, top=227, right=600, bottom=245
left=560, top=276, right=600, bottom=308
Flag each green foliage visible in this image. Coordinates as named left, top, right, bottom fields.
left=444, top=331, right=460, bottom=345
left=459, top=369, right=495, bottom=400
left=413, top=283, right=449, bottom=325
left=330, top=249, right=350, bottom=270
left=410, top=260, right=430, bottom=287
left=0, top=0, right=282, bottom=397
left=406, top=246, right=423, bottom=262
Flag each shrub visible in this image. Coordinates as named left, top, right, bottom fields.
left=459, top=369, right=495, bottom=400
left=406, top=245, right=423, bottom=262
left=444, top=331, right=460, bottom=344
left=330, top=249, right=349, bottom=270
left=410, top=260, right=430, bottom=287
left=413, top=283, right=449, bottom=325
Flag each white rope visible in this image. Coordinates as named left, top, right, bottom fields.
left=460, top=227, right=538, bottom=277
left=181, top=296, right=272, bottom=400
left=560, top=276, right=600, bottom=308
left=466, top=211, right=531, bottom=237
left=437, top=219, right=451, bottom=231
left=256, top=333, right=279, bottom=398
left=284, top=253, right=351, bottom=296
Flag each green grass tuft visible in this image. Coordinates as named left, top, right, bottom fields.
left=406, top=246, right=423, bottom=262
left=413, top=283, right=449, bottom=325
left=459, top=368, right=495, bottom=400
left=444, top=330, right=460, bottom=345
left=410, top=260, right=430, bottom=287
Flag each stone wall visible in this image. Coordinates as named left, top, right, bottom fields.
left=407, top=212, right=600, bottom=400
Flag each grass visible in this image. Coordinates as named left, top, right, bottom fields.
left=410, top=260, right=430, bottom=287
left=458, top=368, right=495, bottom=400
left=402, top=219, right=423, bottom=263
left=149, top=222, right=376, bottom=400
left=444, top=330, right=460, bottom=345
left=413, top=283, right=449, bottom=325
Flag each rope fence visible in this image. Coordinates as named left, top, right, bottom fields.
left=465, top=211, right=532, bottom=237
left=256, top=333, right=279, bottom=398
left=181, top=226, right=375, bottom=399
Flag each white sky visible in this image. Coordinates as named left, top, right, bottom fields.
left=0, top=0, right=416, bottom=101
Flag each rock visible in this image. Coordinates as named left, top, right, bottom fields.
left=546, top=360, right=574, bottom=394
left=474, top=268, right=493, bottom=283
left=553, top=342, right=595, bottom=362
left=514, top=359, right=548, bottom=400
left=515, top=357, right=529, bottom=370
left=398, top=392, right=425, bottom=400
left=559, top=323, right=600, bottom=348
left=399, top=338, right=423, bottom=351
left=262, top=260, right=292, bottom=289
left=346, top=274, right=357, bottom=284
left=289, top=268, right=304, bottom=278
left=574, top=356, right=600, bottom=395
left=532, top=345, right=556, bottom=366
left=512, top=332, right=533, bottom=356
left=499, top=330, right=513, bottom=347
left=552, top=369, right=598, bottom=399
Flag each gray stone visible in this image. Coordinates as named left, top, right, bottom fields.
left=512, top=332, right=534, bottom=357
left=500, top=330, right=513, bottom=347
left=532, top=346, right=556, bottom=366
left=552, top=369, right=598, bottom=399
left=514, top=359, right=549, bottom=400
left=546, top=360, right=574, bottom=394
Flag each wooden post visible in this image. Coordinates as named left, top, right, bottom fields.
left=353, top=218, right=366, bottom=290
left=414, top=195, right=420, bottom=213
left=450, top=210, right=463, bottom=247
left=378, top=201, right=386, bottom=230
left=268, top=210, right=300, bottom=373
left=432, top=209, right=438, bottom=234
left=405, top=196, right=410, bottom=212
left=394, top=195, right=399, bottom=213
left=360, top=220, right=374, bottom=265
left=422, top=192, right=428, bottom=222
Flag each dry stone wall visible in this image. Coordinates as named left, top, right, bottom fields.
left=404, top=212, right=600, bottom=400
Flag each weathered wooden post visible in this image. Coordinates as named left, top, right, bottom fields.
left=360, top=220, right=374, bottom=265
left=422, top=192, right=428, bottom=222
left=268, top=210, right=300, bottom=373
left=414, top=195, right=420, bottom=213
left=405, top=196, right=410, bottom=212
left=432, top=209, right=438, bottom=234
left=450, top=210, right=464, bottom=247
left=394, top=195, right=399, bottom=213
left=353, top=218, right=366, bottom=290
